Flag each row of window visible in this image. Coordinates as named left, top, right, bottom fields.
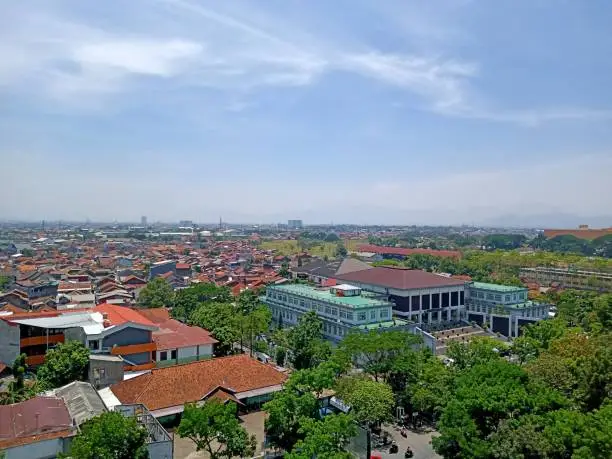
left=158, top=349, right=178, bottom=361
left=473, top=291, right=527, bottom=302
left=268, top=290, right=390, bottom=322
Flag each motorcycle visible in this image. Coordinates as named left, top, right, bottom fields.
left=404, top=447, right=414, bottom=458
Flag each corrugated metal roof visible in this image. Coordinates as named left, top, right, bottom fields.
left=10, top=312, right=105, bottom=334
left=47, top=382, right=107, bottom=426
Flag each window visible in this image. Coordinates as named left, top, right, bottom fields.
left=494, top=294, right=502, bottom=301
left=505, top=295, right=510, bottom=302
left=171, top=350, right=177, bottom=360
left=325, top=306, right=332, bottom=315
left=347, top=312, right=354, bottom=321
left=88, top=340, right=99, bottom=350
left=160, top=351, right=168, bottom=361
left=93, top=368, right=106, bottom=380
left=478, top=292, right=484, bottom=299
left=358, top=312, right=367, bottom=321
left=332, top=308, right=338, bottom=316
left=299, top=300, right=305, bottom=307
left=486, top=293, right=494, bottom=300
left=370, top=310, right=376, bottom=319
left=380, top=309, right=389, bottom=318
left=340, top=311, right=347, bottom=319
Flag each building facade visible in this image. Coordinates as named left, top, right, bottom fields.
left=465, top=282, right=550, bottom=337
left=263, top=283, right=412, bottom=342
left=335, top=267, right=467, bottom=325
left=520, top=266, right=612, bottom=292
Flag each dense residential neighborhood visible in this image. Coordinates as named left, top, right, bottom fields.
left=0, top=222, right=610, bottom=458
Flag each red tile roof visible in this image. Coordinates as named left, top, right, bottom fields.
left=176, top=263, right=191, bottom=270
left=357, top=244, right=461, bottom=259
left=336, top=267, right=467, bottom=290
left=95, top=304, right=156, bottom=327
left=136, top=308, right=217, bottom=350
left=110, top=354, right=287, bottom=411
left=0, top=397, right=73, bottom=449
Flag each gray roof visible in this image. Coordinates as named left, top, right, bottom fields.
left=47, top=381, right=107, bottom=426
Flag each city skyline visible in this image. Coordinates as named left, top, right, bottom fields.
left=2, top=0, right=612, bottom=224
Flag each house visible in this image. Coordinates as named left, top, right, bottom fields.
left=0, top=396, right=75, bottom=459
left=101, top=354, right=287, bottom=422
left=175, top=263, right=192, bottom=279
left=137, top=308, right=217, bottom=365
left=0, top=382, right=173, bottom=459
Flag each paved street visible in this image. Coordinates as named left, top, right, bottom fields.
left=372, top=425, right=441, bottom=459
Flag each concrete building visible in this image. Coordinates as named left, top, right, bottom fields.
left=287, top=219, right=303, bottom=229
left=520, top=266, right=612, bottom=292
left=465, top=282, right=550, bottom=337
left=263, top=283, right=413, bottom=342
left=335, top=267, right=467, bottom=325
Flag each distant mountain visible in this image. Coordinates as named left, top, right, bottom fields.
left=479, top=213, right=612, bottom=229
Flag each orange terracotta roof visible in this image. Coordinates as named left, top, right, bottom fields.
left=95, top=304, right=156, bottom=327
left=111, top=354, right=287, bottom=411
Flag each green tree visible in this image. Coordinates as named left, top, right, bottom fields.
left=275, top=346, right=286, bottom=366
left=288, top=311, right=332, bottom=370
left=64, top=411, right=149, bottom=459
left=137, top=277, right=175, bottom=308
left=236, top=289, right=271, bottom=355
left=336, top=243, right=348, bottom=258
left=37, top=340, right=90, bottom=388
left=172, top=283, right=231, bottom=322
left=0, top=354, right=42, bottom=405
left=527, top=332, right=612, bottom=411
left=278, top=262, right=290, bottom=278
left=334, top=376, right=395, bottom=427
left=264, top=388, right=319, bottom=451
left=405, top=355, right=454, bottom=422
left=0, top=275, right=11, bottom=291
left=286, top=414, right=357, bottom=459
left=432, top=360, right=568, bottom=458
left=191, top=302, right=240, bottom=356
left=177, top=401, right=256, bottom=459
left=446, top=336, right=506, bottom=371
left=339, top=330, right=422, bottom=381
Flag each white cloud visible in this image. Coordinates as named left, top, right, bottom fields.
left=0, top=0, right=609, bottom=125
left=73, top=39, right=202, bottom=77
left=342, top=52, right=477, bottom=111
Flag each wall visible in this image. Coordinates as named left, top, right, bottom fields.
left=88, top=358, right=125, bottom=388
left=63, top=326, right=86, bottom=344
left=198, top=344, right=213, bottom=358
left=124, top=351, right=151, bottom=365
left=103, top=327, right=150, bottom=348
left=3, top=437, right=67, bottom=459
left=0, top=319, right=20, bottom=365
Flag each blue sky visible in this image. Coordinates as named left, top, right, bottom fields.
left=2, top=0, right=612, bottom=225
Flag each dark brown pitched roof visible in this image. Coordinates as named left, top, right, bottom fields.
left=335, top=267, right=467, bottom=290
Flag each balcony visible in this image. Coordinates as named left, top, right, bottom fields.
left=110, top=342, right=156, bottom=356
left=20, top=334, right=65, bottom=348
left=25, top=354, right=46, bottom=366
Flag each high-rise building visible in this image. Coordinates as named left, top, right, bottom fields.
left=141, top=216, right=147, bottom=226
left=288, top=219, right=303, bottom=229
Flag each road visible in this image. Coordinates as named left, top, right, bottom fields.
left=372, top=425, right=441, bottom=459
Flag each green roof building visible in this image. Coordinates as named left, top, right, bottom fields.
left=465, top=281, right=550, bottom=337
left=263, top=283, right=413, bottom=342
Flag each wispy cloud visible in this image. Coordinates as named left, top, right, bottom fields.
left=0, top=0, right=609, bottom=125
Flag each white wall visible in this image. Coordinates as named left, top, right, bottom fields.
left=3, top=437, right=66, bottom=459
left=178, top=346, right=197, bottom=359
left=198, top=344, right=213, bottom=357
